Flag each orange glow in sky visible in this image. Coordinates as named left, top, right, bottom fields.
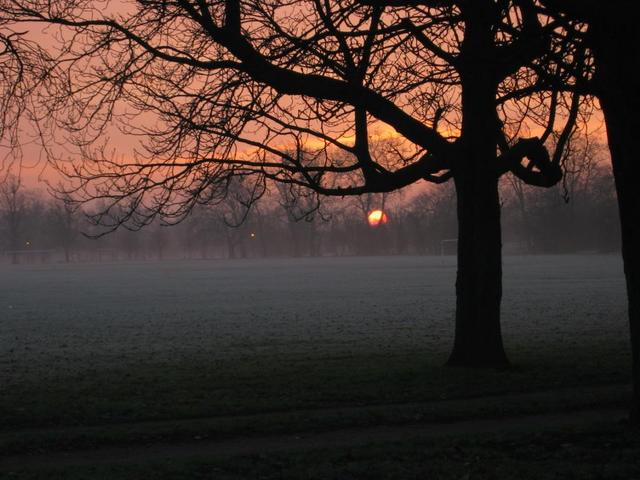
left=367, top=209, right=389, bottom=227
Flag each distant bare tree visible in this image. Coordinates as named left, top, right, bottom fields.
left=215, top=176, right=265, bottom=259
left=0, top=174, right=26, bottom=263
left=275, top=143, right=324, bottom=257
left=148, top=221, right=168, bottom=260
left=504, top=135, right=604, bottom=252
left=276, top=182, right=322, bottom=257
left=406, top=183, right=457, bottom=254
left=50, top=193, right=77, bottom=262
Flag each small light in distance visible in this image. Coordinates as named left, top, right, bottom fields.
left=250, top=232, right=256, bottom=238
left=367, top=209, right=388, bottom=227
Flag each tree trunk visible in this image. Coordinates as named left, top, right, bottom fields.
left=225, top=229, right=236, bottom=259
left=289, top=222, right=301, bottom=257
left=592, top=15, right=640, bottom=423
left=447, top=170, right=508, bottom=367
left=600, top=86, right=640, bottom=424
left=447, top=5, right=508, bottom=368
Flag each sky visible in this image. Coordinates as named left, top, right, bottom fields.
left=1, top=1, right=609, bottom=196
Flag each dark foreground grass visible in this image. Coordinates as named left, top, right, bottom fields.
left=7, top=423, right=640, bottom=480
left=1, top=345, right=629, bottom=430
left=2, top=339, right=630, bottom=431
left=2, top=340, right=636, bottom=479
left=1, top=340, right=633, bottom=460
left=0, top=385, right=628, bottom=457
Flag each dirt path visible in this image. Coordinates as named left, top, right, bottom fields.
left=1, top=407, right=626, bottom=472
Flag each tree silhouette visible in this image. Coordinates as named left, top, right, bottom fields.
left=49, top=190, right=78, bottom=262
left=1, top=15, right=45, bottom=172
left=1, top=1, right=585, bottom=366
left=0, top=174, right=26, bottom=263
left=538, top=0, right=639, bottom=423
left=0, top=25, right=22, bottom=151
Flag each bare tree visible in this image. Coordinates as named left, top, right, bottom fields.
left=0, top=173, right=26, bottom=263
left=1, top=12, right=47, bottom=177
left=213, top=176, right=265, bottom=259
left=504, top=135, right=602, bottom=252
left=276, top=182, right=323, bottom=257
left=275, top=142, right=325, bottom=257
left=49, top=192, right=77, bottom=262
left=0, top=23, right=24, bottom=156
left=2, top=1, right=585, bottom=366
left=537, top=0, right=640, bottom=423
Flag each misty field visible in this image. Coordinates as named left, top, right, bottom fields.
left=1, top=254, right=628, bottom=369
left=0, top=254, right=632, bottom=430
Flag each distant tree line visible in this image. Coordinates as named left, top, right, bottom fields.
left=1, top=142, right=618, bottom=264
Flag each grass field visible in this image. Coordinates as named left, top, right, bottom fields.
left=2, top=254, right=627, bottom=371
left=1, top=254, right=636, bottom=478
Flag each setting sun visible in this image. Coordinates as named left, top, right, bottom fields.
left=367, top=209, right=388, bottom=227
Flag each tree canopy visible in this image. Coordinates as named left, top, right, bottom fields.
left=0, top=0, right=587, bottom=227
